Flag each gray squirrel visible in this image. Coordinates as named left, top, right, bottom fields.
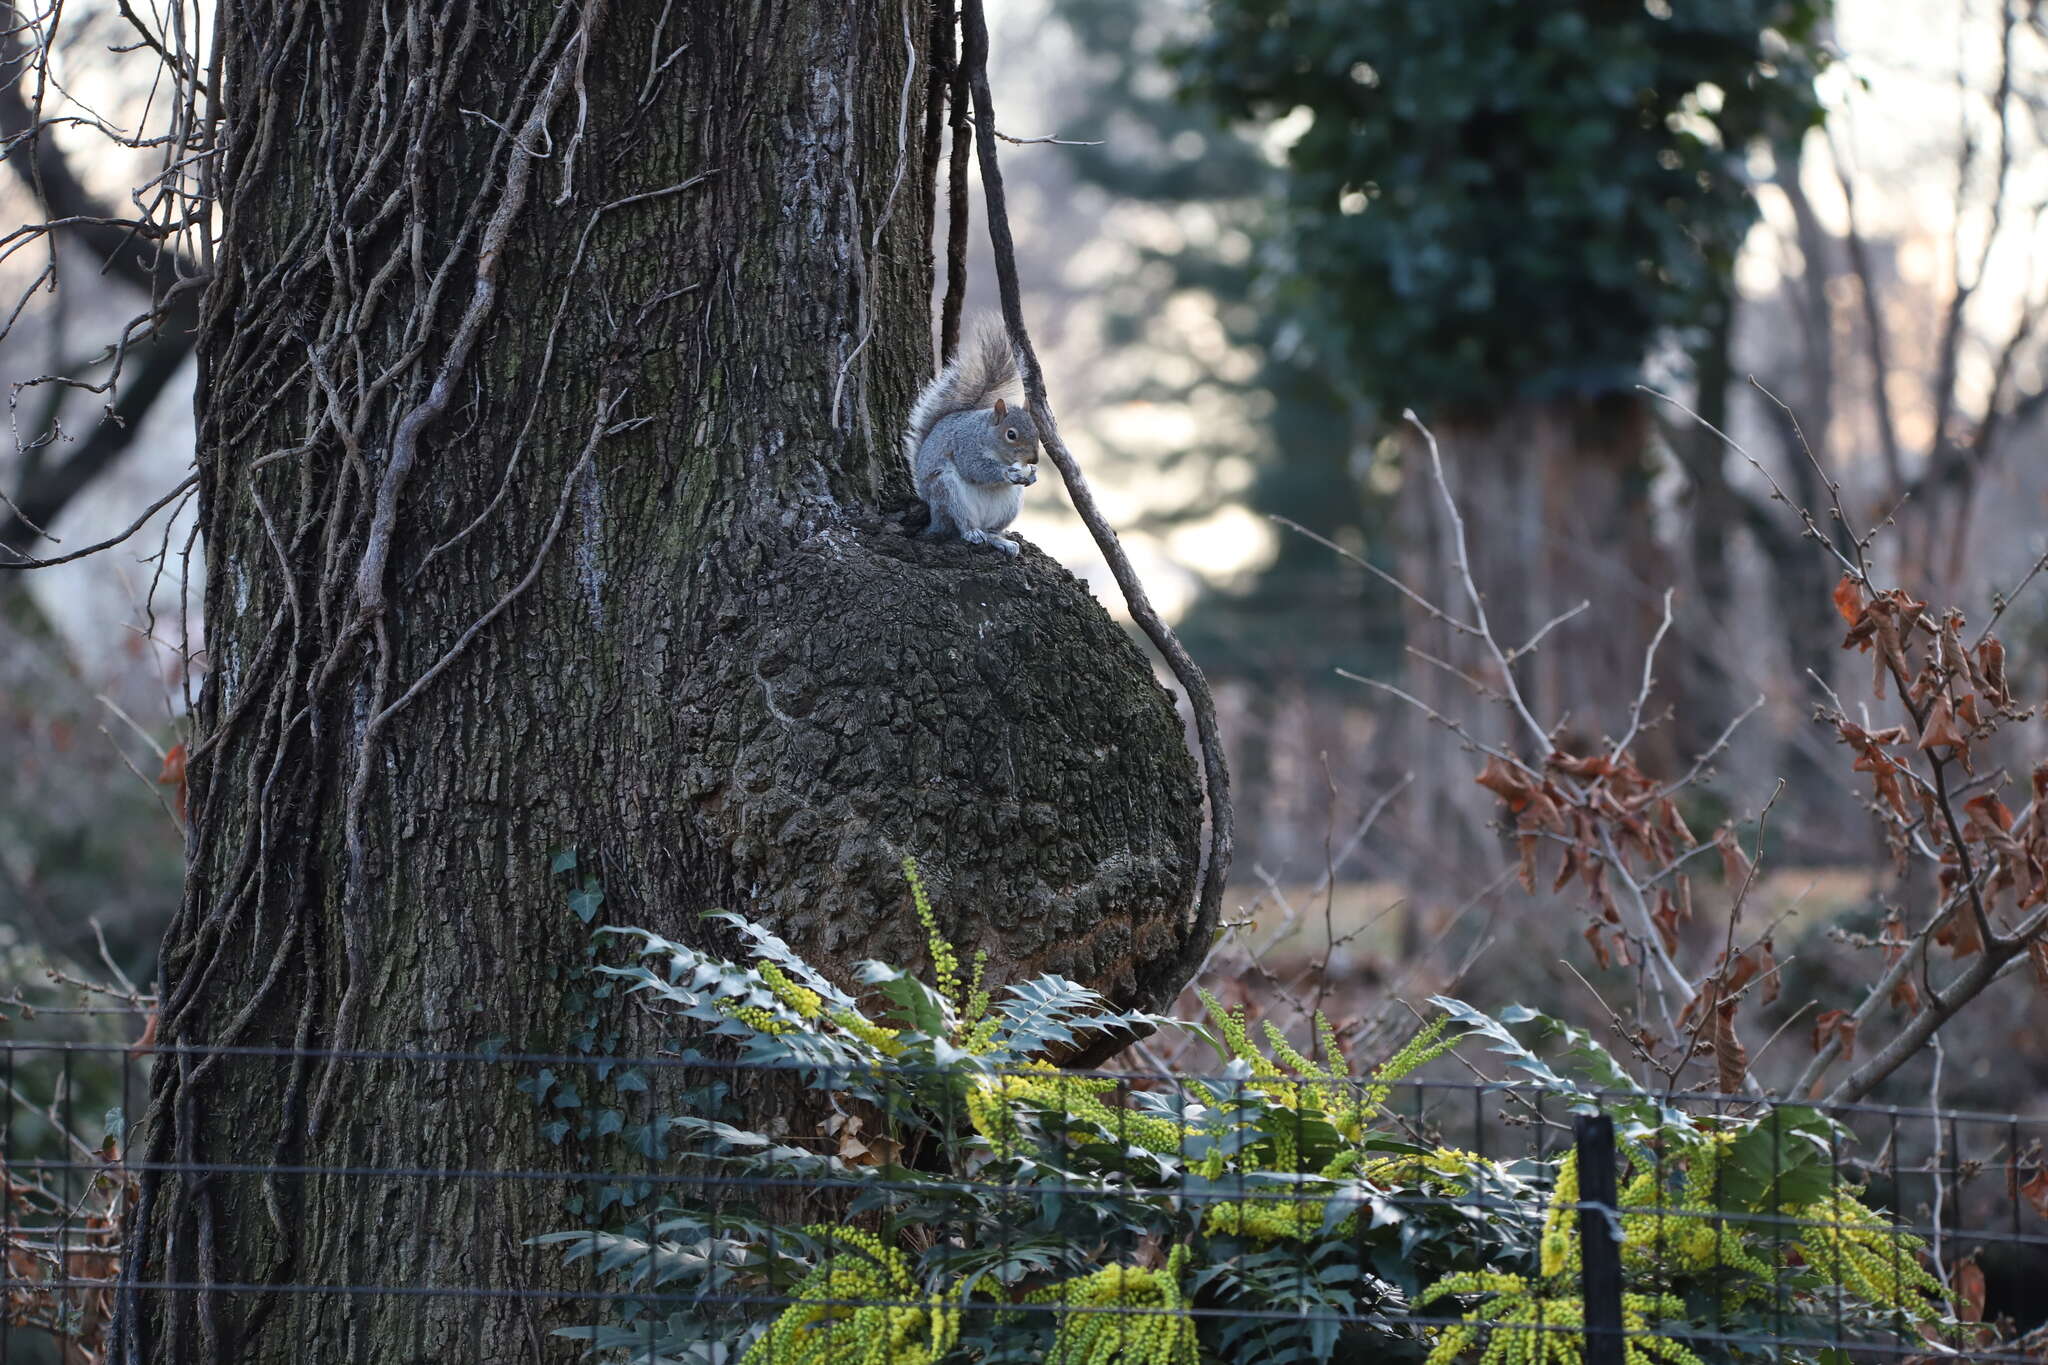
left=904, top=319, right=1040, bottom=555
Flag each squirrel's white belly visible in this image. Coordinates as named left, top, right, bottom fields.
left=959, top=472, right=1026, bottom=532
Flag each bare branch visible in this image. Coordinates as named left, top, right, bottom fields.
left=1508, top=599, right=1591, bottom=664
left=1403, top=409, right=1552, bottom=753
left=0, top=471, right=195, bottom=569
left=965, top=114, right=1102, bottom=146
left=1273, top=513, right=1479, bottom=638
left=1641, top=385, right=1864, bottom=582
left=1825, top=119, right=1905, bottom=494
left=1609, top=588, right=1673, bottom=761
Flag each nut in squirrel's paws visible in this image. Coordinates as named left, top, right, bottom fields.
left=1007, top=463, right=1037, bottom=486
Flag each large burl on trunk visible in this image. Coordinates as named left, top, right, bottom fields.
left=119, top=2, right=1202, bottom=1361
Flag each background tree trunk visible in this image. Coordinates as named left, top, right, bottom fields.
left=1393, top=397, right=1671, bottom=861
left=121, top=3, right=1202, bottom=1361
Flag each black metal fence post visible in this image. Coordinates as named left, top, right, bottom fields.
left=1575, top=1111, right=1624, bottom=1365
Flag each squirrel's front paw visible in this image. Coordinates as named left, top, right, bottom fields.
left=1007, top=464, right=1038, bottom=486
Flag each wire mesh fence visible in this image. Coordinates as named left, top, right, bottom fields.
left=2, top=1028, right=2046, bottom=1364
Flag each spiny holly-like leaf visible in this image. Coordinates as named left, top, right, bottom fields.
left=858, top=962, right=953, bottom=1039
left=1428, top=997, right=1697, bottom=1135
left=530, top=1227, right=752, bottom=1290
left=707, top=912, right=861, bottom=1012
left=1427, top=997, right=1572, bottom=1093
left=666, top=1115, right=857, bottom=1180
left=992, top=974, right=1158, bottom=1059
left=1720, top=1105, right=1840, bottom=1208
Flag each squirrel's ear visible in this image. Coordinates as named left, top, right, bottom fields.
left=992, top=396, right=1007, bottom=419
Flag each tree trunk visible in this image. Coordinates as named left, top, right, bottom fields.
left=119, top=3, right=1202, bottom=1361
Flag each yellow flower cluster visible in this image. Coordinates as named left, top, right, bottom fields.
left=963, top=949, right=991, bottom=1021
left=1359, top=1146, right=1493, bottom=1192
left=759, top=962, right=823, bottom=1020
left=1199, top=1193, right=1328, bottom=1241
left=1195, top=994, right=1462, bottom=1144
left=1419, top=1273, right=1701, bottom=1365
left=740, top=1226, right=958, bottom=1365
left=902, top=856, right=962, bottom=1005
left=1678, top=1133, right=1735, bottom=1211
left=1536, top=1136, right=1776, bottom=1292
left=958, top=949, right=1001, bottom=1053
left=1622, top=1138, right=1769, bottom=1285
left=959, top=1015, right=1002, bottom=1055
left=718, top=1000, right=794, bottom=1035
left=829, top=1007, right=905, bottom=1057
left=1198, top=992, right=1295, bottom=1090
left=967, top=1067, right=1196, bottom=1157
left=1788, top=1188, right=1946, bottom=1320
left=714, top=964, right=911, bottom=1061
left=1026, top=1246, right=1199, bottom=1365
left=1432, top=1120, right=1950, bottom=1365
left=1202, top=1148, right=1360, bottom=1241
left=1359, top=1014, right=1460, bottom=1118
left=1203, top=1144, right=1501, bottom=1244
left=1540, top=1149, right=1579, bottom=1278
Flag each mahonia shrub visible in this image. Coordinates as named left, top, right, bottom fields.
left=540, top=864, right=1955, bottom=1364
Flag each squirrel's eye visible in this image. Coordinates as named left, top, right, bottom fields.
left=1005, top=428, right=1019, bottom=441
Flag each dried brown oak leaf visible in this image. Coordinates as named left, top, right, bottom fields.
left=1716, top=824, right=1754, bottom=897
left=157, top=742, right=188, bottom=821
left=1916, top=695, right=1973, bottom=773
left=1712, top=1001, right=1748, bottom=1094
left=1810, top=1008, right=1857, bottom=1061
left=1832, top=572, right=1864, bottom=627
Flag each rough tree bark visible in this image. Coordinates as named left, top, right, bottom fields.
left=119, top=3, right=1203, bottom=1361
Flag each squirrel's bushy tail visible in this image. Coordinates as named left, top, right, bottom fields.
left=903, top=317, right=1019, bottom=462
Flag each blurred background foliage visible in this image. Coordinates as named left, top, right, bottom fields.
left=1177, top=0, right=1829, bottom=408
